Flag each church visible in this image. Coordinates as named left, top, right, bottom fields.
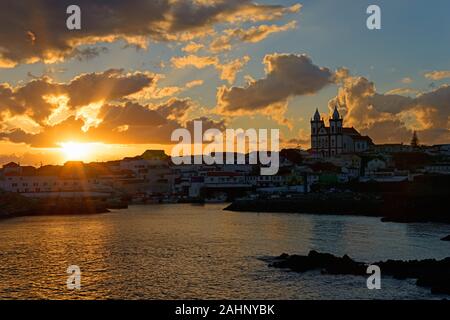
left=310, top=105, right=373, bottom=158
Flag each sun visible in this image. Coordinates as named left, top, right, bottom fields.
left=59, top=142, right=94, bottom=162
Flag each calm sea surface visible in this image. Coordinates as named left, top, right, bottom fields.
left=0, top=204, right=449, bottom=300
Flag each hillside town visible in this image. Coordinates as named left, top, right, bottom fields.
left=1, top=108, right=449, bottom=205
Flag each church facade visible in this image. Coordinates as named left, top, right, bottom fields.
left=310, top=105, right=373, bottom=158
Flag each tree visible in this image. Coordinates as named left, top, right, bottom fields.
left=411, top=131, right=419, bottom=148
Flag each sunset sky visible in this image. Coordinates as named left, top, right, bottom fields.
left=0, top=0, right=449, bottom=165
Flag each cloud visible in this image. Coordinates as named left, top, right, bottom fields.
left=99, top=102, right=167, bottom=128
left=401, top=77, right=413, bottom=84
left=171, top=54, right=250, bottom=84
left=1, top=117, right=89, bottom=147
left=65, top=69, right=154, bottom=108
left=0, top=83, right=25, bottom=115
left=0, top=98, right=223, bottom=147
left=424, top=70, right=450, bottom=81
left=129, top=78, right=204, bottom=101
left=0, top=0, right=300, bottom=67
left=0, top=69, right=155, bottom=124
left=182, top=42, right=205, bottom=54
left=385, top=88, right=419, bottom=96
left=171, top=55, right=219, bottom=69
left=329, top=75, right=450, bottom=145
left=217, top=56, right=251, bottom=84
left=211, top=21, right=297, bottom=53
left=185, top=80, right=204, bottom=88
left=282, top=129, right=310, bottom=147
left=222, top=3, right=301, bottom=23
left=0, top=69, right=220, bottom=147
left=217, top=53, right=334, bottom=114
left=70, top=47, right=109, bottom=61
left=154, top=98, right=195, bottom=122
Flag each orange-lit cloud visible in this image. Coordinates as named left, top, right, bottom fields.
left=424, top=70, right=450, bottom=81
left=211, top=21, right=297, bottom=53
left=171, top=55, right=219, bottom=70
left=385, top=88, right=419, bottom=96
left=129, top=78, right=204, bottom=101
left=329, top=74, right=450, bottom=145
left=0, top=0, right=300, bottom=67
left=0, top=84, right=223, bottom=147
left=217, top=53, right=334, bottom=115
left=182, top=42, right=205, bottom=53
left=171, top=54, right=250, bottom=84
left=0, top=69, right=155, bottom=125
left=218, top=57, right=251, bottom=84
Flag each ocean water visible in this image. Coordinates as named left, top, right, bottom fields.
left=0, top=204, right=449, bottom=300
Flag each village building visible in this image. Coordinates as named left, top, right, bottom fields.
left=310, top=105, right=373, bottom=158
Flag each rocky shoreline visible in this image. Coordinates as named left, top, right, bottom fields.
left=0, top=191, right=115, bottom=219
left=267, top=250, right=450, bottom=295
left=225, top=192, right=450, bottom=224
left=226, top=177, right=450, bottom=224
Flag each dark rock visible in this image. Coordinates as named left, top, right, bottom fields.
left=441, top=235, right=450, bottom=241
left=269, top=251, right=450, bottom=295
left=269, top=250, right=367, bottom=275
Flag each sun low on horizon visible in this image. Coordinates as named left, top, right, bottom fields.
left=59, top=142, right=98, bottom=162
left=55, top=141, right=174, bottom=164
